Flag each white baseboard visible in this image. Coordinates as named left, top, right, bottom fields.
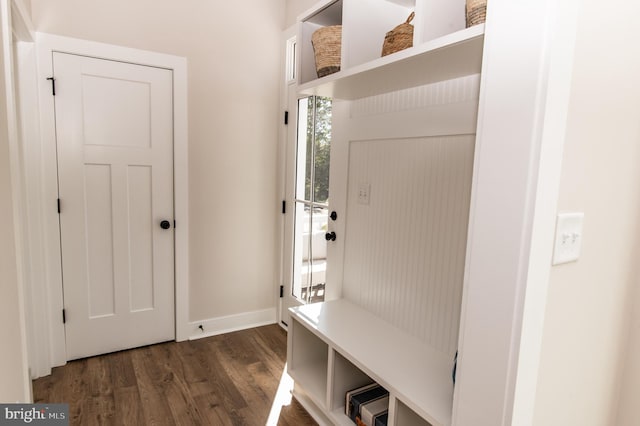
left=188, top=307, right=277, bottom=340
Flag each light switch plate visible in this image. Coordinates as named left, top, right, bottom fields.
left=552, top=212, right=584, bottom=265
left=357, top=182, right=370, bottom=205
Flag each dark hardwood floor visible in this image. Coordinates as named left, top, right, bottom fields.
left=33, top=325, right=317, bottom=426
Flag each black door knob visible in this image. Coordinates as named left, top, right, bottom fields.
left=160, top=220, right=171, bottom=230
left=325, top=231, right=336, bottom=241
left=330, top=211, right=338, bottom=221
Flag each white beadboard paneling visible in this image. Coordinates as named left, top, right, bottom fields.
left=350, top=74, right=480, bottom=117
left=342, top=135, right=474, bottom=355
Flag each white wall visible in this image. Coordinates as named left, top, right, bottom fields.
left=20, top=0, right=29, bottom=16
left=285, top=0, right=318, bottom=28
left=29, top=1, right=286, bottom=323
left=533, top=0, right=640, bottom=423
left=0, top=0, right=30, bottom=401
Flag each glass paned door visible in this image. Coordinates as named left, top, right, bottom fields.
left=292, top=96, right=332, bottom=303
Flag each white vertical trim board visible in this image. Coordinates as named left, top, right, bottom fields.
left=15, top=39, right=51, bottom=378
left=277, top=25, right=298, bottom=327
left=34, top=33, right=189, bottom=369
left=510, top=0, right=580, bottom=423
left=452, top=0, right=573, bottom=424
left=1, top=0, right=33, bottom=399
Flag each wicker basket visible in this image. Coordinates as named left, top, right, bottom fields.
left=466, top=0, right=487, bottom=27
left=311, top=25, right=342, bottom=78
left=381, top=12, right=415, bottom=57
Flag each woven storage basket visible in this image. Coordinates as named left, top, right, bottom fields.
left=466, top=0, right=487, bottom=27
left=381, top=12, right=415, bottom=57
left=311, top=25, right=342, bottom=78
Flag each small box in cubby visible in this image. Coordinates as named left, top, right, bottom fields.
left=346, top=382, right=389, bottom=425
left=360, top=394, right=389, bottom=426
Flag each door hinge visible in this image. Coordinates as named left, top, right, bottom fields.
left=281, top=200, right=286, bottom=214
left=279, top=285, right=284, bottom=298
left=57, top=198, right=61, bottom=214
left=284, top=111, right=289, bottom=125
left=62, top=309, right=66, bottom=324
left=46, top=77, right=56, bottom=96
left=174, top=220, right=176, bottom=229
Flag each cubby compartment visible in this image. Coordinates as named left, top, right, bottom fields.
left=329, top=350, right=378, bottom=423
left=342, top=0, right=416, bottom=68
left=288, top=319, right=329, bottom=406
left=395, top=400, right=433, bottom=426
left=299, top=0, right=344, bottom=84
left=413, top=0, right=466, bottom=45
left=288, top=300, right=454, bottom=426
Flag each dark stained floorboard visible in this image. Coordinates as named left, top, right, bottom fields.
left=33, top=325, right=317, bottom=426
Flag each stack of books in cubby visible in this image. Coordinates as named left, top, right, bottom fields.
left=345, top=383, right=389, bottom=426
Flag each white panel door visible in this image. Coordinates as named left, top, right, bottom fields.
left=53, top=52, right=175, bottom=360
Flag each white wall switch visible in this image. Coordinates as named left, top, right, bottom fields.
left=552, top=212, right=584, bottom=265
left=357, top=182, right=370, bottom=205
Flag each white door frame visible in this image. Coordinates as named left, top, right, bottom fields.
left=35, top=33, right=189, bottom=368
left=278, top=25, right=302, bottom=327
left=1, top=0, right=34, bottom=399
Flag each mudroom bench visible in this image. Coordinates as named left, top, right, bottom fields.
left=287, top=299, right=455, bottom=426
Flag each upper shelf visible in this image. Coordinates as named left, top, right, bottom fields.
left=298, top=24, right=484, bottom=100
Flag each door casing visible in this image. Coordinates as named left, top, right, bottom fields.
left=35, top=33, right=189, bottom=369
left=278, top=83, right=349, bottom=325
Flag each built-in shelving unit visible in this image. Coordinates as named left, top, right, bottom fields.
left=289, top=1, right=485, bottom=425
left=285, top=0, right=567, bottom=424
left=299, top=24, right=483, bottom=100
left=288, top=300, right=454, bottom=426
left=297, top=0, right=483, bottom=100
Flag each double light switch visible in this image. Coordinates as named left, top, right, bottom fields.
left=552, top=212, right=584, bottom=265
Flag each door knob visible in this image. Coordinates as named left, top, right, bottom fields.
left=330, top=211, right=338, bottom=221
left=160, top=220, right=171, bottom=230
left=325, top=231, right=336, bottom=241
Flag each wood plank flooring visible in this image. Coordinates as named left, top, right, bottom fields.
left=33, top=325, right=317, bottom=426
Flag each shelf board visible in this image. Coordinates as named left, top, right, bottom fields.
left=330, top=408, right=360, bottom=426
left=290, top=299, right=454, bottom=426
left=298, top=24, right=484, bottom=100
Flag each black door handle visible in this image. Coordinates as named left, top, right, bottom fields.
left=160, top=220, right=171, bottom=230
left=325, top=231, right=336, bottom=241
